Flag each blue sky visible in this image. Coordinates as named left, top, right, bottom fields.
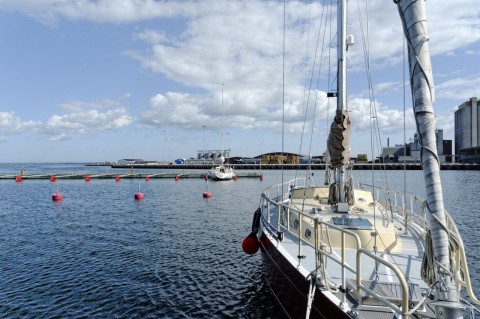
left=0, top=0, right=479, bottom=163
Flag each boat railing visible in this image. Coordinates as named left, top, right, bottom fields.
left=355, top=182, right=428, bottom=230
left=356, top=249, right=420, bottom=319
left=356, top=182, right=480, bottom=305
left=261, top=178, right=480, bottom=312
left=261, top=194, right=414, bottom=316
left=263, top=177, right=306, bottom=202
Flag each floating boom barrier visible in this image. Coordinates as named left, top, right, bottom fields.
left=0, top=172, right=263, bottom=181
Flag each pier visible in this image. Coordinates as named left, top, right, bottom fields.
left=106, top=163, right=480, bottom=170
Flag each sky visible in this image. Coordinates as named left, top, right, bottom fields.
left=0, top=0, right=479, bottom=163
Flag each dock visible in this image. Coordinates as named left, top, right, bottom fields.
left=106, top=163, right=480, bottom=170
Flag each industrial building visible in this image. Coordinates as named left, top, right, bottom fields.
left=381, top=129, right=452, bottom=163
left=455, top=97, right=480, bottom=163
left=174, top=149, right=232, bottom=165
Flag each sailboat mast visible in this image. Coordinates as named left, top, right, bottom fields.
left=327, top=0, right=351, bottom=206
left=221, top=84, right=224, bottom=159
left=337, top=0, right=347, bottom=113
left=336, top=0, right=347, bottom=203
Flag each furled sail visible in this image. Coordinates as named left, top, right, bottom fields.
left=327, top=109, right=351, bottom=169
left=396, top=0, right=462, bottom=313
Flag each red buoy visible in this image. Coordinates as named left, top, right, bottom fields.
left=260, top=174, right=264, bottom=181
left=52, top=193, right=63, bottom=201
left=233, top=175, right=238, bottom=181
left=134, top=192, right=144, bottom=200
left=175, top=175, right=180, bottom=181
left=204, top=175, right=208, bottom=180
left=50, top=176, right=57, bottom=182
left=85, top=175, right=91, bottom=182
left=242, top=234, right=260, bottom=255
left=145, top=175, right=150, bottom=182
left=15, top=176, right=22, bottom=182
left=115, top=175, right=121, bottom=182
left=203, top=191, right=212, bottom=198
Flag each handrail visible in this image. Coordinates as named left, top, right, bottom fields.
left=357, top=249, right=410, bottom=319
left=315, top=221, right=361, bottom=274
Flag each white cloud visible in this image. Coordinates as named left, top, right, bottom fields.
left=436, top=76, right=480, bottom=100
left=466, top=50, right=480, bottom=56
left=0, top=112, right=41, bottom=135
left=428, top=2, right=480, bottom=55
left=128, top=0, right=478, bottom=136
left=129, top=2, right=292, bottom=91
left=140, top=88, right=331, bottom=135
left=142, top=92, right=211, bottom=129
left=134, top=29, right=168, bottom=45
left=0, top=93, right=136, bottom=142
left=3, top=0, right=478, bottom=88
left=44, top=107, right=134, bottom=140
left=0, top=0, right=188, bottom=25
left=58, top=94, right=132, bottom=112
left=348, top=97, right=415, bottom=134
left=2, top=0, right=478, bottom=63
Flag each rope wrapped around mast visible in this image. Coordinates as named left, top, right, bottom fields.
left=327, top=109, right=351, bottom=169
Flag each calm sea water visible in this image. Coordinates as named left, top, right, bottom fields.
left=0, top=164, right=478, bottom=318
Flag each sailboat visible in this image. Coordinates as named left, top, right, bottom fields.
left=208, top=161, right=235, bottom=181
left=208, top=85, right=236, bottom=181
left=243, top=0, right=479, bottom=318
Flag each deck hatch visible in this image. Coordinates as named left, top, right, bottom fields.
left=331, top=215, right=373, bottom=229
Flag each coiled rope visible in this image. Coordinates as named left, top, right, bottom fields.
left=420, top=201, right=460, bottom=286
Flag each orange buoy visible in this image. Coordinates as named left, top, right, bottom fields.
left=260, top=174, right=264, bottom=181
left=52, top=193, right=63, bottom=201
left=175, top=175, right=180, bottom=181
left=203, top=191, right=212, bottom=198
left=242, top=234, right=260, bottom=255
left=15, top=176, right=22, bottom=182
left=85, top=175, right=91, bottom=182
left=134, top=192, right=144, bottom=200
left=115, top=175, right=121, bottom=182
left=145, top=175, right=150, bottom=182
left=50, top=176, right=57, bottom=182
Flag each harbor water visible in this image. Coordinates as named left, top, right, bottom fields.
left=0, top=163, right=478, bottom=318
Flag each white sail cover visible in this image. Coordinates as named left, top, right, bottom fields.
left=396, top=0, right=462, bottom=309
left=327, top=109, right=351, bottom=168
